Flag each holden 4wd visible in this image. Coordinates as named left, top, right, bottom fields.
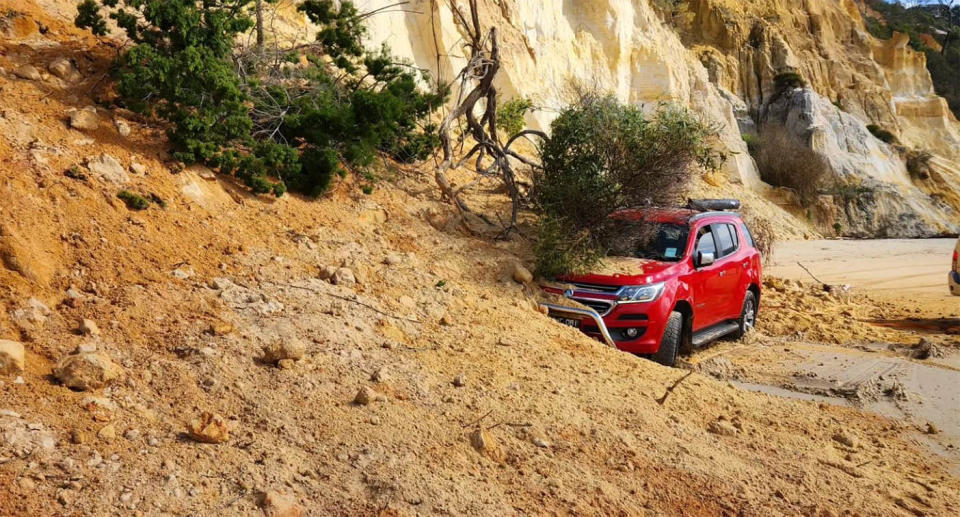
left=541, top=200, right=762, bottom=367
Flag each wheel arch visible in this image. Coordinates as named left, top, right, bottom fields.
left=672, top=299, right=694, bottom=353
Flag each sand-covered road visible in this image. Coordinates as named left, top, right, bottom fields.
left=768, top=238, right=958, bottom=312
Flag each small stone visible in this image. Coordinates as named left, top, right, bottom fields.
left=0, top=340, right=26, bottom=375
left=130, top=162, right=147, bottom=175
left=925, top=422, right=940, bottom=435
left=86, top=153, right=129, bottom=184
left=208, top=321, right=234, bottom=336
left=383, top=254, right=403, bottom=266
left=511, top=263, right=533, bottom=284
left=53, top=351, right=122, bottom=391
left=331, top=268, right=356, bottom=286
left=439, top=314, right=453, bottom=326
left=532, top=435, right=551, bottom=448
left=115, top=119, right=131, bottom=137
left=370, top=368, right=385, bottom=383
left=58, top=489, right=77, bottom=506
left=69, top=107, right=100, bottom=131
left=70, top=429, right=89, bottom=444
left=80, top=396, right=116, bottom=421
left=317, top=265, right=338, bottom=280
left=353, top=386, right=374, bottom=406
left=260, top=490, right=303, bottom=517
left=48, top=57, right=78, bottom=80
left=75, top=343, right=97, bottom=354
left=261, top=340, right=306, bottom=365
left=398, top=295, right=416, bottom=310
left=707, top=419, right=738, bottom=437
left=124, top=429, right=141, bottom=441
left=453, top=373, right=466, bottom=387
left=186, top=412, right=229, bottom=444
left=14, top=64, right=41, bottom=81
left=277, top=359, right=295, bottom=369
left=97, top=424, right=116, bottom=442
left=832, top=431, right=858, bottom=448
left=79, top=318, right=100, bottom=336
left=469, top=428, right=505, bottom=462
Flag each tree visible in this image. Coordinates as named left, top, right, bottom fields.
left=533, top=93, right=724, bottom=276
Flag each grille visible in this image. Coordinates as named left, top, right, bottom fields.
left=574, top=297, right=614, bottom=316
left=570, top=281, right=621, bottom=294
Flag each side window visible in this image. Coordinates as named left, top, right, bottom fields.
left=740, top=223, right=756, bottom=249
left=714, top=224, right=737, bottom=257
left=695, top=226, right=717, bottom=257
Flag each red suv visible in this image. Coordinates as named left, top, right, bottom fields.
left=541, top=201, right=762, bottom=366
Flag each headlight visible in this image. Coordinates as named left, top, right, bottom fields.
left=618, top=282, right=665, bottom=303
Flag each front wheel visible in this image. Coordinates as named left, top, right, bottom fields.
left=652, top=311, right=683, bottom=367
left=731, top=291, right=757, bottom=340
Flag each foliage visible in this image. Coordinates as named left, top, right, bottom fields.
left=906, top=148, right=934, bottom=180
left=753, top=125, right=828, bottom=207
left=866, top=124, right=897, bottom=144
left=740, top=208, right=776, bottom=261
left=497, top=97, right=534, bottom=137
left=741, top=133, right=760, bottom=155
left=773, top=72, right=806, bottom=92
left=117, top=190, right=149, bottom=210
left=863, top=0, right=960, bottom=119
left=532, top=93, right=724, bottom=277
left=76, top=0, right=444, bottom=198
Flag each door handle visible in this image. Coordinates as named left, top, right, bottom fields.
left=719, top=271, right=726, bottom=277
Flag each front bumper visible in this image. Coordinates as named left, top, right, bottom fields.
left=541, top=284, right=674, bottom=354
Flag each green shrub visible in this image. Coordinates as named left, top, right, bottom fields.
left=866, top=124, right=897, bottom=144
left=742, top=133, right=760, bottom=156
left=906, top=148, right=933, bottom=180
left=533, top=93, right=723, bottom=277
left=774, top=72, right=806, bottom=92
left=498, top=97, right=534, bottom=137
left=754, top=125, right=828, bottom=207
left=76, top=0, right=444, bottom=198
left=117, top=190, right=149, bottom=210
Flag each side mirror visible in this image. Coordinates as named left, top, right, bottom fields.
left=698, top=252, right=715, bottom=267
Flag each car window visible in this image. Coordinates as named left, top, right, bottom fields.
left=740, top=223, right=755, bottom=249
left=714, top=223, right=738, bottom=257
left=695, top=226, right=716, bottom=258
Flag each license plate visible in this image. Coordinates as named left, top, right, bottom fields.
left=552, top=316, right=580, bottom=328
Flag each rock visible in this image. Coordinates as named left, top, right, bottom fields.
left=97, top=423, right=116, bottom=442
left=261, top=340, right=306, bottom=364
left=469, top=428, right=506, bottom=462
left=331, top=267, right=356, bottom=286
left=914, top=338, right=944, bottom=360
left=186, top=412, right=229, bottom=444
left=532, top=435, right=551, bottom=448
left=69, top=107, right=100, bottom=131
left=707, top=419, right=739, bottom=437
left=370, top=367, right=385, bottom=383
left=383, top=254, right=403, bottom=266
left=260, top=490, right=303, bottom=517
left=123, top=428, right=141, bottom=441
left=353, top=386, right=374, bottom=406
left=80, top=396, right=115, bottom=421
left=453, top=373, right=466, bottom=387
left=79, top=318, right=100, bottom=337
left=70, top=429, right=89, bottom=444
left=317, top=265, right=338, bottom=280
left=48, top=57, right=78, bottom=80
left=86, top=153, right=129, bottom=184
left=208, top=321, right=234, bottom=336
left=0, top=339, right=25, bottom=375
left=925, top=422, right=940, bottom=435
left=832, top=430, right=858, bottom=448
left=129, top=162, right=147, bottom=175
left=115, top=119, right=131, bottom=137
left=511, top=263, right=533, bottom=284
left=14, top=64, right=41, bottom=81
left=53, top=351, right=123, bottom=391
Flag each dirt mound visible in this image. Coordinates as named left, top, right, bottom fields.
left=1, top=2, right=959, bottom=515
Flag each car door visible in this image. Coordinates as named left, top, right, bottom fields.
left=711, top=223, right=744, bottom=320
left=688, top=223, right=725, bottom=331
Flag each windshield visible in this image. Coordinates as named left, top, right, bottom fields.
left=603, top=220, right=690, bottom=262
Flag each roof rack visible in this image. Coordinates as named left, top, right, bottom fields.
left=686, top=199, right=741, bottom=212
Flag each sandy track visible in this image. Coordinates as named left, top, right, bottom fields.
left=768, top=239, right=958, bottom=312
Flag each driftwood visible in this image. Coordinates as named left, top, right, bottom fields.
left=434, top=0, right=546, bottom=235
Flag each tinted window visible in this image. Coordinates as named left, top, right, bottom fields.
left=715, top=224, right=738, bottom=257
left=695, top=226, right=717, bottom=257
left=740, top=223, right=755, bottom=248
left=603, top=220, right=690, bottom=262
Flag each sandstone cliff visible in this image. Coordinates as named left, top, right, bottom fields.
left=354, top=0, right=960, bottom=237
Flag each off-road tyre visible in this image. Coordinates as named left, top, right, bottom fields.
left=653, top=311, right=683, bottom=367
left=731, top=291, right=757, bottom=340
